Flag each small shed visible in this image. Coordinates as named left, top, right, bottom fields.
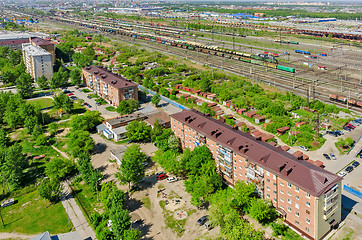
left=277, top=126, right=290, bottom=135
left=245, top=110, right=257, bottom=118
left=255, top=115, right=266, bottom=124
left=296, top=122, right=307, bottom=128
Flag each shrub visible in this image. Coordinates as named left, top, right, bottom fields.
left=271, top=222, right=288, bottom=236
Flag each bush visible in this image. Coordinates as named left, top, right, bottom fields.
left=271, top=222, right=288, bottom=237
left=90, top=211, right=102, bottom=228
left=36, top=134, right=48, bottom=146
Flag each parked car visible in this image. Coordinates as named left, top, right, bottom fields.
left=335, top=130, right=344, bottom=135
left=345, top=166, right=354, bottom=173
left=352, top=121, right=360, bottom=126
left=196, top=215, right=209, bottom=226
left=156, top=171, right=164, bottom=176
left=67, top=93, right=74, bottom=96
left=84, top=102, right=89, bottom=106
left=142, top=162, right=149, bottom=167
left=323, top=154, right=331, bottom=160
left=338, top=171, right=346, bottom=177
left=352, top=161, right=360, bottom=168
left=343, top=126, right=351, bottom=132
left=360, top=153, right=362, bottom=159
left=346, top=124, right=355, bottom=129
left=87, top=95, right=92, bottom=99
left=298, top=146, right=309, bottom=151
left=167, top=176, right=178, bottom=183
left=204, top=221, right=214, bottom=230
left=96, top=102, right=101, bottom=106
left=330, top=153, right=336, bottom=160
left=157, top=174, right=168, bottom=180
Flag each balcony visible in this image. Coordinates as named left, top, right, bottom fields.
left=325, top=190, right=338, bottom=203
left=324, top=200, right=338, bottom=211
left=324, top=205, right=338, bottom=220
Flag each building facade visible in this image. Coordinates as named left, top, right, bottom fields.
left=30, top=37, right=56, bottom=65
left=82, top=66, right=138, bottom=107
left=22, top=43, right=53, bottom=80
left=170, top=109, right=342, bottom=240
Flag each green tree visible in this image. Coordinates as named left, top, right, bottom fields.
left=32, top=124, right=43, bottom=140
left=125, top=121, right=151, bottom=142
left=68, top=130, right=95, bottom=157
left=36, top=134, right=48, bottom=146
left=70, top=69, right=82, bottom=86
left=109, top=206, right=131, bottom=239
left=38, top=178, right=62, bottom=205
left=45, top=158, right=74, bottom=182
left=232, top=181, right=256, bottom=212
left=0, top=128, right=10, bottom=147
left=71, top=111, right=102, bottom=131
left=151, top=94, right=161, bottom=107
left=168, top=135, right=181, bottom=152
left=200, top=102, right=214, bottom=116
left=123, top=229, right=141, bottom=240
left=150, top=118, right=163, bottom=142
left=249, top=198, right=277, bottom=225
left=116, top=100, right=140, bottom=115
left=48, top=122, right=59, bottom=136
left=1, top=67, right=17, bottom=85
left=115, top=144, right=145, bottom=190
left=53, top=93, right=74, bottom=113
left=37, top=75, right=49, bottom=89
left=16, top=73, right=34, bottom=98
left=50, top=67, right=69, bottom=89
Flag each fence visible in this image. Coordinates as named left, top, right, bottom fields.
left=138, top=85, right=189, bottom=111
left=344, top=185, right=362, bottom=199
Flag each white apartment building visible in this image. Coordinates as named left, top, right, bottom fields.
left=22, top=43, right=53, bottom=80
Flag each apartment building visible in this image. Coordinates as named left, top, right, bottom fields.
left=82, top=66, right=138, bottom=107
left=22, top=43, right=53, bottom=80
left=170, top=109, right=342, bottom=240
left=30, top=37, right=56, bottom=65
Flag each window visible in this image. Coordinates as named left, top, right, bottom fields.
left=295, top=196, right=299, bottom=200
left=288, top=183, right=292, bottom=188
left=273, top=183, right=277, bottom=187
left=273, top=191, right=277, bottom=195
left=295, top=220, right=299, bottom=225
left=239, top=173, right=242, bottom=176
left=288, top=191, right=291, bottom=196
left=234, top=153, right=236, bottom=157
left=267, top=186, right=270, bottom=191
left=288, top=198, right=291, bottom=204
left=306, top=201, right=311, bottom=207
left=234, top=173, right=237, bottom=177
left=288, top=207, right=292, bottom=212
left=280, top=182, right=284, bottom=186
left=306, top=219, right=310, bottom=224
left=295, top=212, right=300, bottom=217
left=280, top=198, right=284, bottom=202
left=266, top=171, right=270, bottom=176
left=295, top=203, right=299, bottom=209
left=295, top=187, right=300, bottom=192
left=280, top=190, right=284, bottom=194
left=306, top=210, right=310, bottom=215
left=306, top=193, right=311, bottom=198
left=280, top=206, right=284, bottom=210
left=266, top=179, right=270, bottom=183
left=273, top=198, right=277, bottom=203
left=234, top=167, right=236, bottom=170
left=306, top=227, right=310, bottom=233
left=239, top=166, right=243, bottom=170
left=267, top=194, right=270, bottom=198
left=273, top=174, right=276, bottom=180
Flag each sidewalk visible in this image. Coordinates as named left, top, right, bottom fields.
left=61, top=180, right=96, bottom=240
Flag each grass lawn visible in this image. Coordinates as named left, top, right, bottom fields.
left=88, top=94, right=99, bottom=99
left=71, top=182, right=103, bottom=221
left=293, top=109, right=314, bottom=118
left=0, top=185, right=71, bottom=234
left=106, top=106, right=117, bottom=112
left=82, top=89, right=91, bottom=93
left=27, top=97, right=54, bottom=109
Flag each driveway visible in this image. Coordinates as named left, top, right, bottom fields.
left=67, top=86, right=120, bottom=119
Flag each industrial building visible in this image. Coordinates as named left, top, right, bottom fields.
left=82, top=66, right=138, bottom=107
left=0, top=33, right=30, bottom=50
left=170, top=109, right=342, bottom=240
left=21, top=43, right=53, bottom=80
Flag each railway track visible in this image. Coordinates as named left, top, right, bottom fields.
left=39, top=16, right=362, bottom=114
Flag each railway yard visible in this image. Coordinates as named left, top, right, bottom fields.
left=6, top=9, right=360, bottom=113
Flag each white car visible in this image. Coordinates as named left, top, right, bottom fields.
left=142, top=162, right=149, bottom=167
left=298, top=146, right=309, bottom=151
left=167, top=176, right=178, bottom=183
left=337, top=171, right=346, bottom=177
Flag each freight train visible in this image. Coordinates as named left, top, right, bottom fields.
left=51, top=16, right=296, bottom=73
left=329, top=94, right=362, bottom=108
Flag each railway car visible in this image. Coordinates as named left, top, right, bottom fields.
left=251, top=59, right=263, bottom=65
left=329, top=94, right=338, bottom=101
left=295, top=50, right=311, bottom=55
left=318, top=65, right=327, bottom=70
left=310, top=55, right=318, bottom=59
left=337, top=96, right=347, bottom=103
left=277, top=65, right=295, bottom=73
left=240, top=57, right=251, bottom=63
left=319, top=53, right=327, bottom=56
left=264, top=62, right=277, bottom=68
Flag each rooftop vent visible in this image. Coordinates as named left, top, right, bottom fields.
left=101, top=74, right=107, bottom=78
left=86, top=67, right=91, bottom=70
left=94, top=70, right=99, bottom=74
left=215, top=132, right=222, bottom=138
left=279, top=163, right=287, bottom=172
left=111, top=80, right=118, bottom=84
left=286, top=167, right=293, bottom=176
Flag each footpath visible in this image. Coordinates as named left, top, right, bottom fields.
left=52, top=145, right=96, bottom=240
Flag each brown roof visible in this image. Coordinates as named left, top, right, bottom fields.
left=281, top=146, right=290, bottom=151
left=0, top=39, right=29, bottom=45
left=145, top=111, right=170, bottom=126
left=83, top=66, right=137, bottom=89
left=30, top=37, right=53, bottom=46
left=171, top=109, right=341, bottom=197
left=277, top=126, right=290, bottom=133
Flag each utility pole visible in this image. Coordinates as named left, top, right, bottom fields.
left=0, top=207, right=4, bottom=227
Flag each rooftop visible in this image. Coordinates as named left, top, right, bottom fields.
left=0, top=33, right=31, bottom=41
left=30, top=37, right=53, bottom=46
left=105, top=112, right=146, bottom=127
left=145, top=111, right=170, bottom=126
left=83, top=66, right=137, bottom=89
left=22, top=43, right=52, bottom=57
left=171, top=109, right=341, bottom=197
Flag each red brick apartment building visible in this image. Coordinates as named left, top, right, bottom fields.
left=170, top=109, right=342, bottom=240
left=82, top=66, right=138, bottom=106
